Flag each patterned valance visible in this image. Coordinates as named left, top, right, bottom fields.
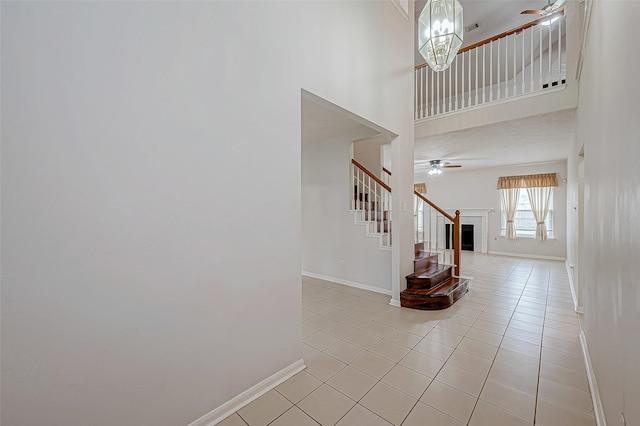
left=497, top=173, right=558, bottom=189
left=414, top=183, right=427, bottom=194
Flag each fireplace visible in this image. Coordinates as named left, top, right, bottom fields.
left=445, top=223, right=476, bottom=251
left=461, top=224, right=474, bottom=251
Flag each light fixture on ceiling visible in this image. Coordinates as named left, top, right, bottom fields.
left=418, top=0, right=463, bottom=72
left=428, top=160, right=444, bottom=175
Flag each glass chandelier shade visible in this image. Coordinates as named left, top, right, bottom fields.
left=418, top=0, right=463, bottom=72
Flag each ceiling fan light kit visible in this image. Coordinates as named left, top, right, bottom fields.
left=423, top=159, right=462, bottom=175
left=418, top=0, right=463, bottom=72
left=521, top=0, right=565, bottom=17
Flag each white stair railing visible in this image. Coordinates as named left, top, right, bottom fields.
left=414, top=191, right=461, bottom=275
left=415, top=13, right=566, bottom=120
left=351, top=159, right=392, bottom=247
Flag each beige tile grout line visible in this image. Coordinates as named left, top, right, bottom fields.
left=289, top=260, right=563, bottom=426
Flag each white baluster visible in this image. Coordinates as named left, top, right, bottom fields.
left=413, top=68, right=420, bottom=120
left=455, top=58, right=459, bottom=111
left=513, top=33, right=517, bottom=96
left=497, top=38, right=500, bottom=99
left=530, top=26, right=534, bottom=93
left=351, top=164, right=355, bottom=209
left=437, top=70, right=441, bottom=115
left=482, top=44, right=486, bottom=104
left=421, top=67, right=425, bottom=118
left=558, top=17, right=562, bottom=83
left=461, top=51, right=465, bottom=107
left=522, top=30, right=525, bottom=95
left=367, top=175, right=371, bottom=224
left=539, top=25, right=543, bottom=90
left=505, top=34, right=509, bottom=98
left=475, top=48, right=478, bottom=106
left=436, top=213, right=440, bottom=262
left=490, top=42, right=493, bottom=102
left=356, top=168, right=360, bottom=212
left=448, top=64, right=452, bottom=112
left=430, top=67, right=434, bottom=117
left=548, top=23, right=552, bottom=85
left=467, top=50, right=471, bottom=107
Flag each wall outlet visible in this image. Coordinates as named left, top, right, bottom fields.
left=340, top=260, right=345, bottom=267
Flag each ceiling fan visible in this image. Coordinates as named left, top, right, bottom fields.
left=521, top=0, right=565, bottom=16
left=415, top=159, right=462, bottom=175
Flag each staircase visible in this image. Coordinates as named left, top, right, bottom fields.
left=401, top=242, right=469, bottom=310
left=349, top=160, right=469, bottom=309
left=351, top=159, right=392, bottom=249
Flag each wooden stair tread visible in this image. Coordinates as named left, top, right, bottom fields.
left=408, top=263, right=451, bottom=278
left=403, top=277, right=467, bottom=297
left=413, top=252, right=439, bottom=273
left=400, top=278, right=469, bottom=310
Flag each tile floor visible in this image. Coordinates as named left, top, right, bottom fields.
left=220, top=252, right=596, bottom=426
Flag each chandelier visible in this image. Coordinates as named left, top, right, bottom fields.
left=418, top=0, right=463, bottom=72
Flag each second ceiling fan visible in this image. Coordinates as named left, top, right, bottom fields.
left=416, top=159, right=462, bottom=175
left=521, top=0, right=565, bottom=16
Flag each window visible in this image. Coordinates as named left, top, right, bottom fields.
left=501, top=189, right=554, bottom=238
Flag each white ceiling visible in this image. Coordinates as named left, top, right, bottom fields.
left=301, top=97, right=381, bottom=145
left=414, top=108, right=575, bottom=174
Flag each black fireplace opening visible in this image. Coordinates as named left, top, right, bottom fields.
left=461, top=224, right=474, bottom=251
left=445, top=224, right=475, bottom=251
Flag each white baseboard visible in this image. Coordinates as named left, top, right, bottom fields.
left=579, top=331, right=606, bottom=426
left=302, top=271, right=392, bottom=296
left=488, top=251, right=566, bottom=261
left=389, top=299, right=401, bottom=307
left=187, top=359, right=305, bottom=426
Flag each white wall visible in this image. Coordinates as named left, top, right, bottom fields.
left=416, top=161, right=567, bottom=259
left=302, top=133, right=392, bottom=293
left=567, top=1, right=640, bottom=424
left=353, top=135, right=390, bottom=179
left=0, top=2, right=414, bottom=425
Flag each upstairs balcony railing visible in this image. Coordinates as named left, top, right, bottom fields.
left=415, top=12, right=566, bottom=120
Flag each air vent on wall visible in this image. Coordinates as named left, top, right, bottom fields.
left=465, top=22, right=480, bottom=32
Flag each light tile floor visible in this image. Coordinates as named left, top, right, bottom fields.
left=221, top=252, right=596, bottom=426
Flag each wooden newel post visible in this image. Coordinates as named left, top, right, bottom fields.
left=454, top=210, right=461, bottom=276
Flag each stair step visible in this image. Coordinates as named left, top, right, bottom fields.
left=406, top=263, right=452, bottom=289
left=363, top=210, right=389, bottom=221
left=371, top=220, right=390, bottom=233
left=400, top=277, right=469, bottom=310
left=414, top=253, right=439, bottom=272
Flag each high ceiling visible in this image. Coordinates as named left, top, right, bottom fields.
left=415, top=0, right=559, bottom=65
left=414, top=109, right=575, bottom=175
left=413, top=0, right=574, bottom=175
left=302, top=1, right=575, bottom=175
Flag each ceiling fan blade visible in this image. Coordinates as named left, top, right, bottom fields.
left=521, top=9, right=544, bottom=14
left=442, top=164, right=462, bottom=168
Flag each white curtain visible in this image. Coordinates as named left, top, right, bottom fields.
left=501, top=188, right=520, bottom=239
left=527, top=187, right=553, bottom=241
